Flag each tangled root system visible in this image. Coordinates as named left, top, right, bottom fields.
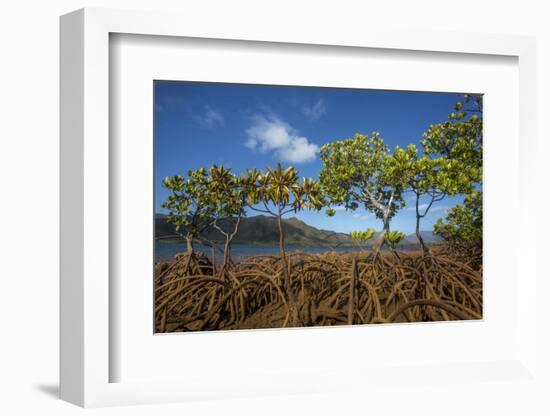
left=154, top=247, right=482, bottom=332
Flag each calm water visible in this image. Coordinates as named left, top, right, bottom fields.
left=155, top=241, right=358, bottom=263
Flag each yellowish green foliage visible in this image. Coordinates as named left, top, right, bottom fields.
left=161, top=168, right=214, bottom=237
left=319, top=133, right=407, bottom=249
left=243, top=163, right=325, bottom=215
left=385, top=230, right=406, bottom=249
left=423, top=95, right=483, bottom=249
left=350, top=228, right=375, bottom=251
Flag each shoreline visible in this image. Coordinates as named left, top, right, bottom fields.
left=155, top=241, right=431, bottom=264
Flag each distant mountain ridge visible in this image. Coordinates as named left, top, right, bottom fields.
left=155, top=214, right=441, bottom=248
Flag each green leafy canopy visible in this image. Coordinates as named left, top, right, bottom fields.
left=319, top=132, right=406, bottom=223
left=161, top=168, right=214, bottom=235
left=244, top=163, right=325, bottom=216
left=350, top=228, right=375, bottom=247
left=385, top=230, right=406, bottom=249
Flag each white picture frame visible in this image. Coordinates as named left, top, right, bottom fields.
left=60, top=7, right=538, bottom=408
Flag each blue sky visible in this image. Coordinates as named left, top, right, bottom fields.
left=154, top=81, right=466, bottom=234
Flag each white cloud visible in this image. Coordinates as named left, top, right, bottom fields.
left=301, top=98, right=326, bottom=121
left=197, top=105, right=224, bottom=129
left=245, top=114, right=319, bottom=163
left=332, top=206, right=347, bottom=211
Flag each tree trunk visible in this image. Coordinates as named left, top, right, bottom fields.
left=415, top=217, right=428, bottom=254
left=277, top=214, right=299, bottom=327
left=183, top=234, right=195, bottom=276
left=215, top=216, right=241, bottom=278
left=219, top=238, right=231, bottom=278
left=372, top=216, right=390, bottom=257
left=211, top=243, right=216, bottom=275
left=185, top=234, right=194, bottom=256
left=415, top=194, right=429, bottom=254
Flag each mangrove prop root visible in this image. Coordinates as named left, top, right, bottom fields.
left=154, top=248, right=482, bottom=332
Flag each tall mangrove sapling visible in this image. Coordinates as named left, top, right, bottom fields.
left=244, top=164, right=325, bottom=326
left=421, top=95, right=483, bottom=250
left=319, top=133, right=407, bottom=255
left=207, top=165, right=248, bottom=276
left=161, top=168, right=214, bottom=258
left=390, top=144, right=473, bottom=253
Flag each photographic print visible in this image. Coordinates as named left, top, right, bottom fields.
left=154, top=81, right=482, bottom=333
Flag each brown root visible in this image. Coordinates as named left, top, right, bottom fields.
left=154, top=247, right=482, bottom=332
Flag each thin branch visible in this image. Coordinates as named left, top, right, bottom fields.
left=249, top=205, right=275, bottom=216
left=361, top=187, right=386, bottom=212
left=419, top=191, right=446, bottom=218
left=212, top=219, right=229, bottom=237
left=281, top=207, right=297, bottom=216
left=229, top=216, right=242, bottom=240
left=263, top=201, right=278, bottom=216
left=388, top=189, right=395, bottom=208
